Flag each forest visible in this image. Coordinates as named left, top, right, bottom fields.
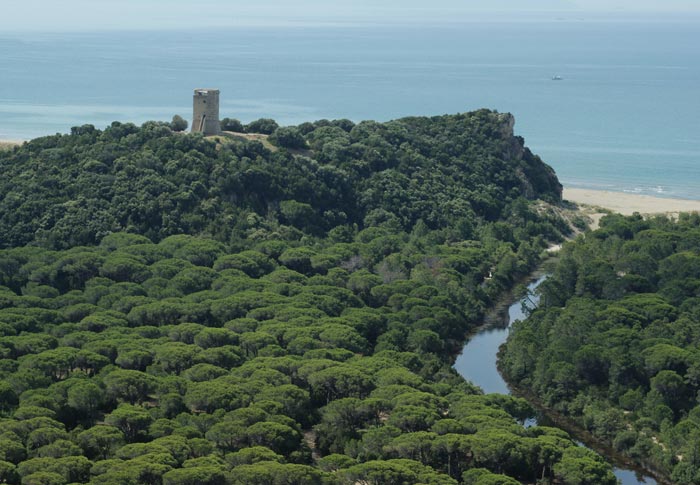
left=0, top=111, right=619, bottom=484
left=502, top=213, right=700, bottom=484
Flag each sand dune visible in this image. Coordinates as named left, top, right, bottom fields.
left=0, top=139, right=24, bottom=150
left=564, top=187, right=700, bottom=216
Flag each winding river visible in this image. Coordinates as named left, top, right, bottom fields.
left=453, top=273, right=658, bottom=485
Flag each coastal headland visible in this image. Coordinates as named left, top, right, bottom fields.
left=2, top=133, right=697, bottom=220
left=3, top=133, right=699, bottom=220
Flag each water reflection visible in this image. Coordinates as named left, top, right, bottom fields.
left=453, top=274, right=657, bottom=485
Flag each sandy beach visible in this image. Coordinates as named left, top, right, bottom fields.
left=564, top=187, right=700, bottom=216
left=0, top=139, right=24, bottom=150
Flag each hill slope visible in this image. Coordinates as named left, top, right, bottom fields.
left=0, top=112, right=619, bottom=485
left=0, top=110, right=560, bottom=249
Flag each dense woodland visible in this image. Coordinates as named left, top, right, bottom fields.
left=0, top=112, right=620, bottom=484
left=0, top=111, right=562, bottom=250
left=502, top=213, right=700, bottom=483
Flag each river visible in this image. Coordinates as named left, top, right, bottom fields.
left=453, top=274, right=658, bottom=485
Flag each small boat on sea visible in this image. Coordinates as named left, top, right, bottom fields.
left=552, top=75, right=563, bottom=81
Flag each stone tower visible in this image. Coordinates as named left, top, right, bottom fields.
left=191, top=88, right=221, bottom=136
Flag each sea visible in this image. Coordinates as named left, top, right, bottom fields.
left=1, top=15, right=699, bottom=200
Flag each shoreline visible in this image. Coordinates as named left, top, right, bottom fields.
left=564, top=187, right=700, bottom=216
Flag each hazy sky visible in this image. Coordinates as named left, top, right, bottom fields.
left=3, top=0, right=700, bottom=31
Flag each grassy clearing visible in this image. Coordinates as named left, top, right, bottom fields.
left=216, top=131, right=278, bottom=152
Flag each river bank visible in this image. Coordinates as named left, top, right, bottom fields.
left=454, top=261, right=661, bottom=485
left=501, top=373, right=671, bottom=485
left=453, top=188, right=700, bottom=484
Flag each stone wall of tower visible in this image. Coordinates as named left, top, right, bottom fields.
left=192, top=89, right=221, bottom=136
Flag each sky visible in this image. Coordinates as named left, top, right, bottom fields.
left=2, top=0, right=699, bottom=31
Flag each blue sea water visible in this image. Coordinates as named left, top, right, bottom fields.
left=1, top=16, right=699, bottom=199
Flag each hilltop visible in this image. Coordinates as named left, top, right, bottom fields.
left=0, top=110, right=561, bottom=249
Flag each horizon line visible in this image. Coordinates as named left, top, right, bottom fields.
left=1, top=10, right=700, bottom=34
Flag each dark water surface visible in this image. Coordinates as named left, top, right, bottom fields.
left=454, top=274, right=658, bottom=485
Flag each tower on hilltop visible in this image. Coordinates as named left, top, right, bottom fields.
left=191, top=88, right=221, bottom=136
